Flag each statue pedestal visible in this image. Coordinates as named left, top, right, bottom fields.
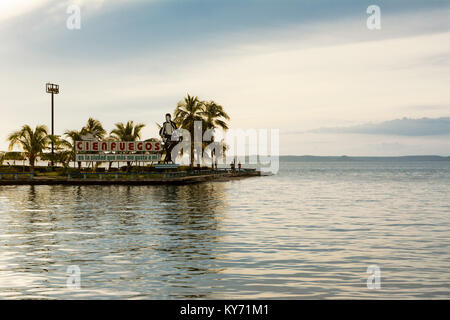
left=154, top=163, right=180, bottom=169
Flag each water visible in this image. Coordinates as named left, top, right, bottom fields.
left=0, top=160, right=449, bottom=299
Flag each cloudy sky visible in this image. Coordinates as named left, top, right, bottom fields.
left=1, top=0, right=449, bottom=155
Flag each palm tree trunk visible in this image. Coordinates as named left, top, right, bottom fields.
left=29, top=156, right=35, bottom=173
left=190, top=129, right=195, bottom=167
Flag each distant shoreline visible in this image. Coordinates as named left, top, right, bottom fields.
left=278, top=155, right=450, bottom=161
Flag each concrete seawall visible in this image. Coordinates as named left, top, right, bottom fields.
left=0, top=172, right=260, bottom=186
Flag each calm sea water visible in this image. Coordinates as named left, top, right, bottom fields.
left=0, top=160, right=449, bottom=299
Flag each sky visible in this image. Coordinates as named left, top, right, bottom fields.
left=0, top=0, right=449, bottom=156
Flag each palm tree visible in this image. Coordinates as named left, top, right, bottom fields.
left=64, top=129, right=83, bottom=169
left=221, top=139, right=229, bottom=164
left=144, top=137, right=163, bottom=166
left=103, top=135, right=118, bottom=171
left=7, top=125, right=50, bottom=172
left=66, top=119, right=104, bottom=170
left=110, top=121, right=145, bottom=169
left=82, top=117, right=106, bottom=140
left=110, top=121, right=145, bottom=141
left=4, top=152, right=25, bottom=166
left=0, top=152, right=5, bottom=166
left=46, top=135, right=73, bottom=171
left=201, top=101, right=230, bottom=131
left=201, top=101, right=230, bottom=168
left=64, top=130, right=83, bottom=145
left=174, top=94, right=205, bottom=167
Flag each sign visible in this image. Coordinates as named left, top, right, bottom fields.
left=75, top=141, right=161, bottom=152
left=80, top=133, right=97, bottom=141
left=76, top=154, right=161, bottom=162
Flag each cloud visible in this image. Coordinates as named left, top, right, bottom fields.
left=2, top=0, right=450, bottom=64
left=1, top=0, right=450, bottom=156
left=307, top=117, right=450, bottom=136
left=0, top=0, right=50, bottom=21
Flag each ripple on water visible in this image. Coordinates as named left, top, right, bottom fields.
left=0, top=161, right=449, bottom=299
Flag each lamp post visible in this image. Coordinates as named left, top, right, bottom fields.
left=46, top=83, right=59, bottom=169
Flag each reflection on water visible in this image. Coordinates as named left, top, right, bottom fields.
left=0, top=160, right=449, bottom=299
left=0, top=184, right=228, bottom=299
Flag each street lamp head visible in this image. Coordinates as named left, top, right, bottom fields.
left=46, top=83, right=59, bottom=94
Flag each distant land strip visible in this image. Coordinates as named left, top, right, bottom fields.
left=278, top=155, right=450, bottom=161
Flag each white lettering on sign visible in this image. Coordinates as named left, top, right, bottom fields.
left=75, top=154, right=161, bottom=162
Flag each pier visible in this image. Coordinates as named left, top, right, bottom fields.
left=0, top=169, right=260, bottom=186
